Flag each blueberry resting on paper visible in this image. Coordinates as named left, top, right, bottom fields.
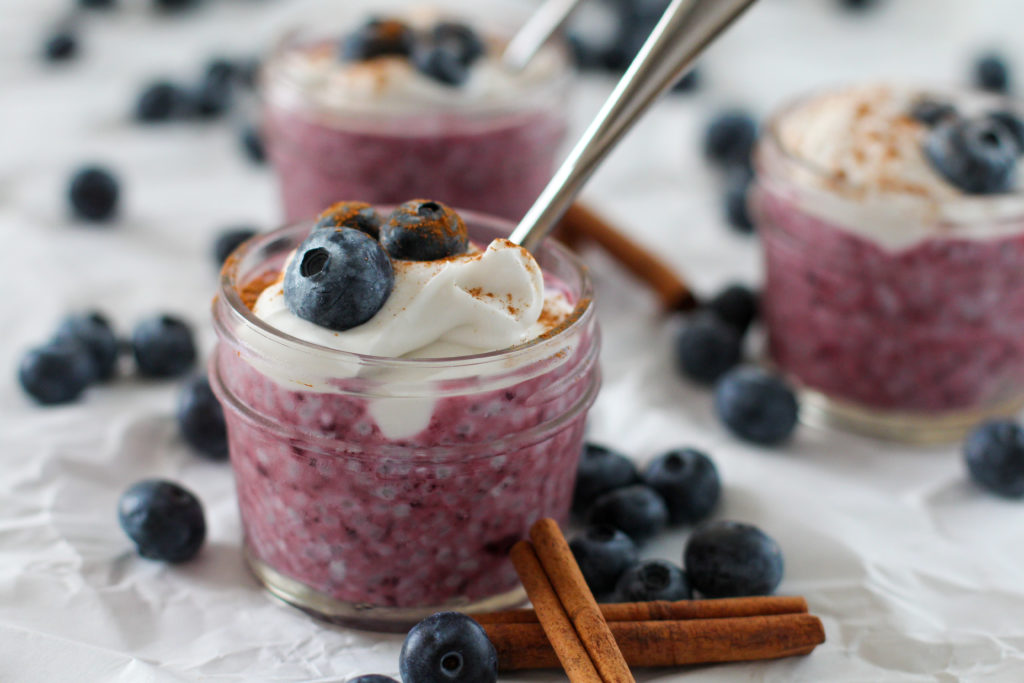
left=131, top=315, right=197, bottom=378
left=642, top=448, right=721, bottom=525
left=684, top=520, right=783, bottom=597
left=706, top=283, right=759, bottom=335
left=54, top=311, right=119, bottom=381
left=964, top=420, right=1024, bottom=498
left=723, top=168, right=755, bottom=232
left=400, top=612, right=498, bottom=683
left=380, top=199, right=468, bottom=261
left=571, top=443, right=639, bottom=515
left=973, top=52, right=1011, bottom=93
left=118, top=479, right=206, bottom=563
left=703, top=110, right=757, bottom=170
left=674, top=312, right=742, bottom=385
left=239, top=125, right=266, bottom=163
left=569, top=525, right=639, bottom=595
left=135, top=81, right=189, bottom=122
left=586, top=484, right=669, bottom=545
left=924, top=115, right=1018, bottom=194
left=615, top=559, right=691, bottom=602
left=177, top=376, right=228, bottom=460
left=18, top=343, right=95, bottom=405
left=68, top=166, right=119, bottom=222
left=714, top=366, right=799, bottom=446
left=43, top=30, right=78, bottom=62
left=313, top=201, right=383, bottom=240
left=283, top=227, right=394, bottom=331
left=342, top=18, right=416, bottom=61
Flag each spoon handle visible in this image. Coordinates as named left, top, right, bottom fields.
left=510, top=0, right=759, bottom=252
left=502, top=0, right=587, bottom=72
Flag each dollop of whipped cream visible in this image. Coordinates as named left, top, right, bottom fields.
left=253, top=238, right=571, bottom=359
left=775, top=84, right=1024, bottom=250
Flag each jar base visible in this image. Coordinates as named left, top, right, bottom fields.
left=245, top=545, right=528, bottom=632
left=798, top=388, right=1024, bottom=445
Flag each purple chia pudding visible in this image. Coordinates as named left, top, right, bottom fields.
left=210, top=211, right=599, bottom=629
left=752, top=85, right=1024, bottom=441
left=261, top=12, right=571, bottom=222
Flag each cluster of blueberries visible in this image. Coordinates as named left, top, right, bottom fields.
left=342, top=17, right=487, bottom=88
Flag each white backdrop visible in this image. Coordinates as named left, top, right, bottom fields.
left=2, top=0, right=1024, bottom=680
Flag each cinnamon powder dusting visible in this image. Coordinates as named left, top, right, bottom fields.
left=238, top=270, right=283, bottom=311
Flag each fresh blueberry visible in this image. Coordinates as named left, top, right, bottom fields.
left=380, top=199, right=468, bottom=261
left=240, top=125, right=266, bottom=164
left=43, top=30, right=78, bottom=62
left=69, top=165, right=119, bottom=222
left=974, top=52, right=1011, bottom=94
left=611, top=0, right=671, bottom=72
left=350, top=677, right=399, bottom=683
left=399, top=611, right=498, bottom=683
left=430, top=21, right=485, bottom=67
left=838, top=0, right=881, bottom=11
left=213, top=227, right=257, bottom=266
left=177, top=376, right=227, bottom=460
left=234, top=57, right=261, bottom=90
left=706, top=283, right=758, bottom=335
left=672, top=68, right=701, bottom=94
left=586, top=484, right=669, bottom=545
left=18, top=343, right=95, bottom=405
left=152, top=0, right=201, bottom=12
left=964, top=420, right=1024, bottom=499
left=204, top=57, right=235, bottom=85
left=569, top=525, right=638, bottom=595
left=118, top=479, right=206, bottom=563
left=313, top=201, right=383, bottom=240
left=675, top=312, right=742, bottom=386
left=413, top=45, right=470, bottom=86
left=704, top=110, right=757, bottom=170
left=909, top=98, right=957, bottom=127
left=572, top=443, right=639, bottom=515
left=615, top=559, right=691, bottom=602
left=341, top=18, right=416, bottom=62
left=284, top=228, right=394, bottom=331
left=643, top=448, right=720, bottom=525
left=684, top=520, right=783, bottom=597
left=988, top=110, right=1024, bottom=154
left=54, top=311, right=119, bottom=381
left=135, top=81, right=188, bottom=122
left=714, top=366, right=799, bottom=446
left=924, top=115, right=1017, bottom=194
left=79, top=0, right=116, bottom=8
left=194, top=75, right=231, bottom=119
left=724, top=168, right=754, bottom=232
left=131, top=315, right=197, bottom=378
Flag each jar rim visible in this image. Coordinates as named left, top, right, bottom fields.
left=215, top=209, right=595, bottom=371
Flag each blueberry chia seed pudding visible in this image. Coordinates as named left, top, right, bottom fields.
left=753, top=85, right=1024, bottom=441
left=210, top=200, right=599, bottom=629
left=262, top=9, right=570, bottom=222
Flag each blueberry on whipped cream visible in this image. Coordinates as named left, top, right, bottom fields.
left=283, top=227, right=394, bottom=331
left=313, top=200, right=382, bottom=240
left=924, top=114, right=1018, bottom=194
left=380, top=199, right=468, bottom=261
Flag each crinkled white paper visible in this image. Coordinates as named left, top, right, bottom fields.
left=3, top=0, right=1024, bottom=680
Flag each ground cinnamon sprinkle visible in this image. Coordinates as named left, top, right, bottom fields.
left=238, top=270, right=284, bottom=311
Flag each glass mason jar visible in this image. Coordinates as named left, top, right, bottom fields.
left=752, top=87, right=1024, bottom=443
left=260, top=2, right=572, bottom=222
left=210, top=212, right=600, bottom=631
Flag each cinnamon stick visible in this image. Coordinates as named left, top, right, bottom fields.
left=509, top=541, right=603, bottom=683
left=474, top=596, right=808, bottom=625
left=529, top=518, right=635, bottom=683
left=483, top=614, right=826, bottom=671
left=556, top=203, right=699, bottom=313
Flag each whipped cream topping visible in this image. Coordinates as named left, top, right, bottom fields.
left=771, top=85, right=1024, bottom=250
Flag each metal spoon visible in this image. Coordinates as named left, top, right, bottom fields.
left=509, top=0, right=759, bottom=252
left=501, top=0, right=587, bottom=72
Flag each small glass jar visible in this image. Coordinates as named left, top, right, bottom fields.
left=210, top=212, right=599, bottom=631
left=752, top=87, right=1024, bottom=443
left=260, top=3, right=571, bottom=222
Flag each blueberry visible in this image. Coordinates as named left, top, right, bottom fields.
left=413, top=45, right=470, bottom=87
left=204, top=57, right=235, bottom=85
left=430, top=21, right=485, bottom=67
left=284, top=228, right=394, bottom=331
left=684, top=520, right=783, bottom=597
left=838, top=0, right=881, bottom=11
left=974, top=52, right=1011, bottom=94
left=672, top=68, right=701, bottom=94
left=572, top=443, right=639, bottom=515
left=380, top=200, right=468, bottom=261
left=135, top=81, right=188, bottom=122
left=18, top=343, right=94, bottom=405
left=569, top=525, right=638, bottom=595
left=909, top=98, right=957, bottom=127
left=194, top=75, right=231, bottom=119
left=675, top=312, right=742, bottom=385
left=177, top=376, right=227, bottom=460
left=68, top=165, right=119, bottom=221
left=704, top=110, right=757, bottom=170
left=714, top=366, right=799, bottom=446
left=213, top=227, right=257, bottom=266
left=724, top=168, right=754, bottom=232
left=643, top=448, right=720, bottom=525
left=586, top=484, right=669, bottom=545
left=240, top=125, right=266, bottom=164
left=79, top=0, right=116, bottom=8
left=153, top=0, right=200, bottom=12
left=131, top=315, right=197, bottom=378
left=341, top=18, right=416, bottom=62
left=399, top=612, right=497, bottom=683
left=964, top=420, right=1024, bottom=499
left=313, top=201, right=382, bottom=240
left=234, top=57, right=261, bottom=90
left=615, top=559, right=691, bottom=602
left=988, top=110, right=1024, bottom=154
left=924, top=115, right=1017, bottom=194
left=54, top=311, right=119, bottom=381
left=350, top=677, right=399, bottom=683
left=706, top=283, right=758, bottom=335
left=43, top=30, right=77, bottom=62
left=118, top=479, right=205, bottom=563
